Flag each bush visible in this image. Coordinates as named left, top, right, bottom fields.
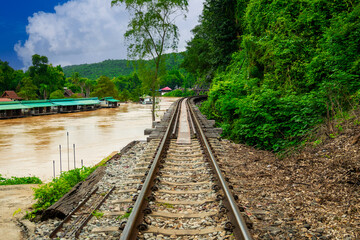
left=49, top=89, right=64, bottom=99
left=0, top=174, right=42, bottom=185
left=32, top=166, right=96, bottom=212
left=163, top=89, right=195, bottom=97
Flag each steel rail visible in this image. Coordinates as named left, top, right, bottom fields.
left=172, top=101, right=181, bottom=137
left=49, top=186, right=99, bottom=238
left=74, top=186, right=115, bottom=238
left=120, top=98, right=184, bottom=240
left=187, top=103, right=197, bottom=136
left=187, top=97, right=253, bottom=240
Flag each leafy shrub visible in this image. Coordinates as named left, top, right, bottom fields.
left=199, top=1, right=360, bottom=152
left=163, top=89, right=195, bottom=97
left=0, top=174, right=42, bottom=185
left=32, top=166, right=96, bottom=212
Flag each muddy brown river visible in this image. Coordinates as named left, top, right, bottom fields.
left=0, top=97, right=178, bottom=181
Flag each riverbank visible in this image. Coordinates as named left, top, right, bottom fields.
left=0, top=184, right=38, bottom=240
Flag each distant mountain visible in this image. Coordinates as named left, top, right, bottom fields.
left=62, top=53, right=185, bottom=80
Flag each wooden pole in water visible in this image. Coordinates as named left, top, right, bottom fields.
left=53, top=160, right=55, bottom=179
left=73, top=144, right=76, bottom=169
left=67, top=132, right=69, bottom=171
left=81, top=159, right=83, bottom=168
left=59, top=145, right=62, bottom=173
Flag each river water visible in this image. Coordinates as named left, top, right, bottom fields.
left=0, top=97, right=178, bottom=181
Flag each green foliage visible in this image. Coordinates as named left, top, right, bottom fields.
left=49, top=89, right=64, bottom=99
left=197, top=0, right=360, bottom=152
left=114, top=72, right=142, bottom=102
left=91, top=76, right=119, bottom=99
left=92, top=210, right=104, bottom=219
left=182, top=0, right=241, bottom=82
left=116, top=208, right=132, bottom=220
left=17, top=77, right=38, bottom=100
left=63, top=60, right=135, bottom=80
left=156, top=202, right=174, bottom=208
left=0, top=174, right=42, bottom=185
left=20, top=55, right=65, bottom=99
left=1, top=53, right=195, bottom=103
left=13, top=208, right=22, bottom=216
left=163, top=89, right=195, bottom=97
left=32, top=166, right=96, bottom=212
left=62, top=53, right=185, bottom=80
left=0, top=60, right=24, bottom=93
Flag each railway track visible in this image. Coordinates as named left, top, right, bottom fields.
left=48, top=97, right=252, bottom=239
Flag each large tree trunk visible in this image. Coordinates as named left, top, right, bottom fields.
left=151, top=61, right=159, bottom=128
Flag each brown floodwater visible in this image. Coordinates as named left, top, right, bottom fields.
left=0, top=97, right=179, bottom=181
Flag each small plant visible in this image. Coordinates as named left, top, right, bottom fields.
left=116, top=208, right=132, bottom=220
left=156, top=202, right=174, bottom=208
left=335, top=124, right=343, bottom=132
left=329, top=133, right=336, bottom=139
left=13, top=208, right=21, bottom=216
left=92, top=210, right=104, bottom=219
left=313, top=139, right=322, bottom=147
left=24, top=210, right=36, bottom=220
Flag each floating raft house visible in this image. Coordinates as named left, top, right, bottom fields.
left=100, top=97, right=120, bottom=108
left=0, top=97, right=102, bottom=119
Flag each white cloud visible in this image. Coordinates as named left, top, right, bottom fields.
left=15, top=0, right=204, bottom=69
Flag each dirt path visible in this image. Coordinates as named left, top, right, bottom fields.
left=0, top=184, right=38, bottom=240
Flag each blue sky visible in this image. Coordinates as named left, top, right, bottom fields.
left=0, top=1, right=69, bottom=69
left=1, top=0, right=204, bottom=70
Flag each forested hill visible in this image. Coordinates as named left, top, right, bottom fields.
left=63, top=53, right=184, bottom=80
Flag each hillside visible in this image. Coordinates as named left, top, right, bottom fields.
left=63, top=52, right=185, bottom=80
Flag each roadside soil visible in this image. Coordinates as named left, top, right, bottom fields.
left=217, top=126, right=360, bottom=239
left=0, top=184, right=38, bottom=240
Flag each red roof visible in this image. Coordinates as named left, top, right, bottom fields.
left=64, top=89, right=74, bottom=97
left=1, top=91, right=22, bottom=100
left=161, top=87, right=172, bottom=91
left=0, top=98, right=12, bottom=102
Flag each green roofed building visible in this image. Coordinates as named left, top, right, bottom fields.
left=51, top=98, right=100, bottom=113
left=21, top=100, right=55, bottom=115
left=100, top=97, right=120, bottom=108
left=0, top=102, right=30, bottom=118
left=0, top=98, right=101, bottom=119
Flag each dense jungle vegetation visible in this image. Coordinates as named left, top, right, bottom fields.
left=181, top=0, right=360, bottom=152
left=0, top=52, right=195, bottom=102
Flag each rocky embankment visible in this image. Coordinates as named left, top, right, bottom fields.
left=213, top=129, right=360, bottom=239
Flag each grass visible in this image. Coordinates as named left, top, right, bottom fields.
left=116, top=208, right=132, bottom=220
left=92, top=210, right=104, bottom=219
left=0, top=174, right=42, bottom=185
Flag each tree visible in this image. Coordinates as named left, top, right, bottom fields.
left=17, top=77, right=38, bottom=100
left=27, top=54, right=65, bottom=99
left=91, top=76, right=118, bottom=99
left=182, top=0, right=243, bottom=83
left=111, top=0, right=188, bottom=125
left=0, top=60, right=23, bottom=92
left=84, top=79, right=95, bottom=98
left=181, top=25, right=212, bottom=80
left=70, top=72, right=87, bottom=94
left=50, top=90, right=64, bottom=99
